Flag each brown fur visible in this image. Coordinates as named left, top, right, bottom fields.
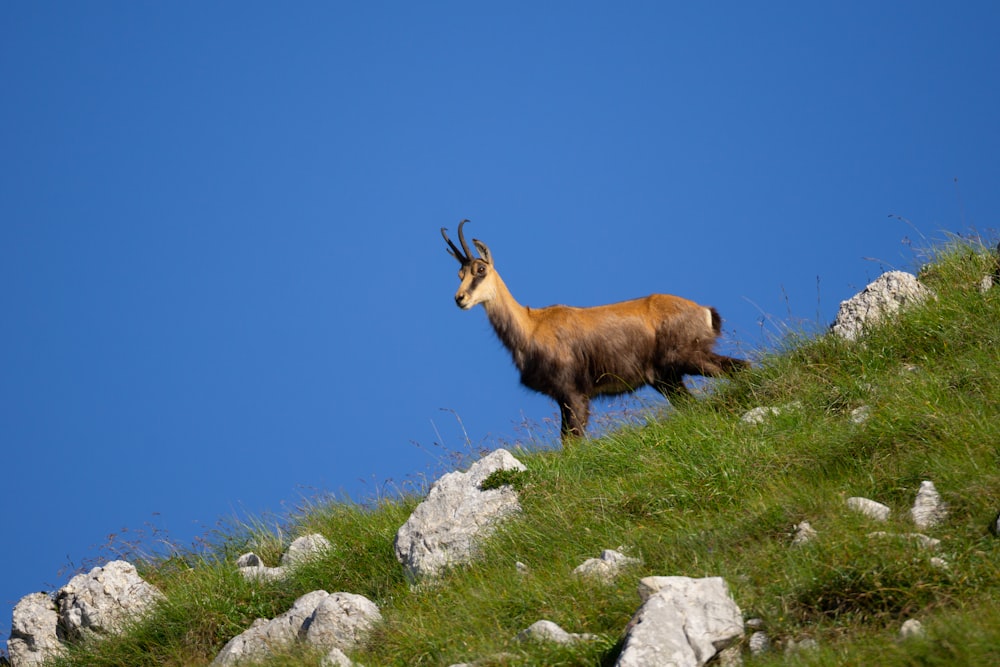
left=442, top=221, right=749, bottom=442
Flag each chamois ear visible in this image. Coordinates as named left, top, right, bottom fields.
left=473, top=239, right=492, bottom=264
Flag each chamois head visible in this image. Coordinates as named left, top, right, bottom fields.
left=441, top=220, right=498, bottom=310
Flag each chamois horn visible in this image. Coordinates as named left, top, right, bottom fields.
left=441, top=219, right=474, bottom=264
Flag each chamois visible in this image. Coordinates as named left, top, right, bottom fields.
left=442, top=220, right=749, bottom=442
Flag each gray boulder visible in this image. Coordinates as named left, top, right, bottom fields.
left=7, top=592, right=64, bottom=667
left=831, top=271, right=933, bottom=341
left=56, top=560, right=164, bottom=642
left=394, top=449, right=526, bottom=581
left=617, top=576, right=744, bottom=667
left=211, top=590, right=380, bottom=666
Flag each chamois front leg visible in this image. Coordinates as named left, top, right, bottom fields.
left=557, top=394, right=590, bottom=442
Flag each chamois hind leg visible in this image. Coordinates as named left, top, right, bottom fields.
left=707, top=352, right=751, bottom=375
left=653, top=370, right=692, bottom=405
left=557, top=394, right=590, bottom=443
left=689, top=350, right=749, bottom=378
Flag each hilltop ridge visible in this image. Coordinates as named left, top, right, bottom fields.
left=10, top=239, right=1000, bottom=666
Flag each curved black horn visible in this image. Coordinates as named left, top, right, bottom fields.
left=456, top=219, right=474, bottom=261
left=441, top=223, right=468, bottom=263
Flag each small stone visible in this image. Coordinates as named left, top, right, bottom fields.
left=516, top=620, right=597, bottom=644
left=785, top=637, right=819, bottom=654
left=749, top=630, right=771, bottom=655
left=911, top=481, right=947, bottom=529
left=281, top=533, right=333, bottom=567
left=740, top=406, right=781, bottom=425
left=847, top=497, right=891, bottom=521
left=792, top=521, right=818, bottom=545
left=900, top=619, right=925, bottom=640
left=867, top=531, right=940, bottom=550
left=574, top=549, right=641, bottom=583
left=849, top=405, right=871, bottom=424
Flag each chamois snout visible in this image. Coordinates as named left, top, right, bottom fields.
left=454, top=291, right=472, bottom=309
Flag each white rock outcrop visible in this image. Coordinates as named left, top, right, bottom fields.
left=56, top=561, right=164, bottom=642
left=211, top=590, right=380, bottom=666
left=831, top=271, right=933, bottom=341
left=394, top=449, right=526, bottom=581
left=7, top=593, right=65, bottom=667
left=7, top=560, right=164, bottom=667
left=617, top=576, right=744, bottom=667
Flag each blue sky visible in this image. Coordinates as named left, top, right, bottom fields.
left=3, top=1, right=999, bottom=643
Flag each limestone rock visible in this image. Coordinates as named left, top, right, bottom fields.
left=739, top=406, right=781, bottom=425
left=56, top=560, right=164, bottom=642
left=849, top=405, right=871, bottom=424
left=900, top=618, right=925, bottom=640
left=516, top=620, right=598, bottom=644
left=237, top=533, right=332, bottom=581
left=211, top=590, right=380, bottom=666
left=785, top=637, right=819, bottom=654
left=617, top=576, right=743, bottom=667
left=749, top=630, right=771, bottom=655
left=867, top=531, right=940, bottom=550
left=320, top=647, right=358, bottom=666
left=394, top=449, right=526, bottom=581
left=846, top=497, right=891, bottom=521
left=282, top=533, right=333, bottom=567
left=791, top=521, right=818, bottom=546
left=574, top=549, right=641, bottom=583
left=832, top=271, right=933, bottom=341
left=911, top=481, right=947, bottom=529
left=7, top=592, right=65, bottom=667
left=740, top=402, right=802, bottom=425
left=236, top=552, right=288, bottom=581
left=303, top=593, right=382, bottom=653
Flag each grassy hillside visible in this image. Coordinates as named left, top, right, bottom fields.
left=47, top=239, right=1000, bottom=667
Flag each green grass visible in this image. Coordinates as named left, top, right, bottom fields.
left=46, top=239, right=1000, bottom=666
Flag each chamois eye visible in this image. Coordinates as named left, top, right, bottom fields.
left=476, top=265, right=487, bottom=276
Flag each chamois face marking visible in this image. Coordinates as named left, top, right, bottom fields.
left=441, top=219, right=749, bottom=444
left=455, top=258, right=497, bottom=310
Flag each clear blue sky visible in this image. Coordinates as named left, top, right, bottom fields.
left=3, top=1, right=999, bottom=643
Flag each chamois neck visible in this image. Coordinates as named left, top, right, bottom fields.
left=481, top=272, right=533, bottom=354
